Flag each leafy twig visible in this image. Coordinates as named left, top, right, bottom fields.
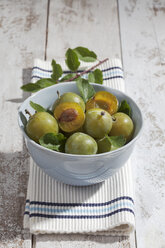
left=21, top=47, right=107, bottom=92
left=63, top=58, right=109, bottom=82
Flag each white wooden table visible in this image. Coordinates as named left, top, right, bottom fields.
left=0, top=0, right=165, bottom=247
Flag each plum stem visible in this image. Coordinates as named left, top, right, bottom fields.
left=25, top=109, right=32, bottom=117
left=57, top=90, right=60, bottom=99
left=98, top=112, right=105, bottom=120
left=62, top=58, right=109, bottom=82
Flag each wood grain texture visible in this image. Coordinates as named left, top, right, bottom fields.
left=46, top=0, right=121, bottom=60
left=118, top=0, right=165, bottom=247
left=4, top=0, right=165, bottom=247
left=34, top=233, right=136, bottom=248
left=0, top=0, right=47, bottom=247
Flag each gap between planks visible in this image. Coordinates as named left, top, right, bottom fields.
left=44, top=0, right=50, bottom=61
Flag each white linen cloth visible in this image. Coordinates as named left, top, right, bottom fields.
left=23, top=58, right=135, bottom=236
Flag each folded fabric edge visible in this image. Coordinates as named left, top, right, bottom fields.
left=24, top=221, right=134, bottom=236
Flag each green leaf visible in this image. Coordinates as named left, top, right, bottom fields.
left=19, top=112, right=27, bottom=127
left=93, top=69, right=103, bottom=84
left=36, top=78, right=56, bottom=88
left=74, top=47, right=97, bottom=62
left=65, top=48, right=80, bottom=72
left=118, top=100, right=131, bottom=117
left=21, top=78, right=56, bottom=93
left=76, top=78, right=95, bottom=103
left=88, top=72, right=95, bottom=83
left=105, top=134, right=126, bottom=151
left=51, top=59, right=63, bottom=81
left=59, top=73, right=76, bottom=82
left=39, top=133, right=66, bottom=152
left=21, top=83, right=41, bottom=92
left=88, top=69, right=103, bottom=84
left=30, top=101, right=46, bottom=112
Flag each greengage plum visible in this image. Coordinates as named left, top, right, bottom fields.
left=109, top=112, right=134, bottom=142
left=65, top=132, right=98, bottom=155
left=52, top=92, right=85, bottom=112
left=84, top=108, right=112, bottom=139
left=26, top=112, right=59, bottom=143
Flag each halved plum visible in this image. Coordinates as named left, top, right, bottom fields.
left=54, top=102, right=85, bottom=132
left=86, top=91, right=118, bottom=115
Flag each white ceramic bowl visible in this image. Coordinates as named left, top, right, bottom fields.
left=18, top=82, right=143, bottom=186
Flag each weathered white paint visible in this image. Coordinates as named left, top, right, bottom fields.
left=3, top=0, right=164, bottom=247
left=34, top=233, right=136, bottom=248
left=119, top=0, right=165, bottom=247
left=0, top=0, right=47, bottom=247
left=46, top=0, right=121, bottom=60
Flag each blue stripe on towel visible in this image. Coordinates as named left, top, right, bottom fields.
left=24, top=196, right=134, bottom=219
left=25, top=201, right=134, bottom=214
left=31, top=75, right=124, bottom=81
left=32, top=66, right=123, bottom=74
left=31, top=66, right=124, bottom=81
left=25, top=196, right=134, bottom=207
left=24, top=208, right=134, bottom=219
left=103, top=76, right=123, bottom=80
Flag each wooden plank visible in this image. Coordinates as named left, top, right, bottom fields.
left=0, top=0, right=47, bottom=247
left=46, top=0, right=121, bottom=60
left=118, top=0, right=165, bottom=247
left=35, top=0, right=136, bottom=247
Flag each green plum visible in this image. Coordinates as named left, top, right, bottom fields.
left=52, top=92, right=85, bottom=112
left=84, top=108, right=112, bottom=139
left=26, top=112, right=59, bottom=143
left=65, top=132, right=98, bottom=155
left=109, top=112, right=134, bottom=142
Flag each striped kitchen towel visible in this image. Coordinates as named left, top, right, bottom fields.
left=23, top=58, right=135, bottom=235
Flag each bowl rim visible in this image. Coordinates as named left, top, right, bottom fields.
left=18, top=81, right=143, bottom=158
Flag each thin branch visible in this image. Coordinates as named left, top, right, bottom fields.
left=63, top=58, right=109, bottom=82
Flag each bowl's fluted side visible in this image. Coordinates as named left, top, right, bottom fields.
left=26, top=138, right=135, bottom=185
